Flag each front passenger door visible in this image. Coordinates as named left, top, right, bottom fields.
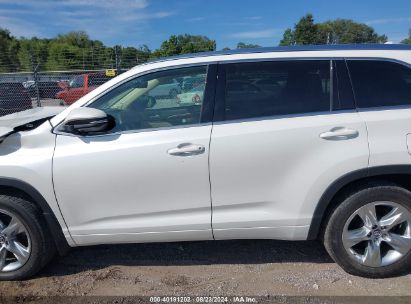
left=53, top=65, right=216, bottom=245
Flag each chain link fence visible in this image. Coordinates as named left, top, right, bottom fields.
left=0, top=46, right=150, bottom=116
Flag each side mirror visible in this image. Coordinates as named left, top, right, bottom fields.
left=58, top=107, right=114, bottom=135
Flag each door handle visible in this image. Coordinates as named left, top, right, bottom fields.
left=320, top=127, right=359, bottom=140
left=167, top=143, right=205, bottom=156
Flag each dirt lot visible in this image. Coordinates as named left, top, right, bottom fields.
left=0, top=239, right=411, bottom=302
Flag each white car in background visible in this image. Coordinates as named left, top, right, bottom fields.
left=177, top=83, right=205, bottom=106
left=147, top=78, right=181, bottom=98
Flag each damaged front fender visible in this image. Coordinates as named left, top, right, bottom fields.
left=0, top=107, right=65, bottom=143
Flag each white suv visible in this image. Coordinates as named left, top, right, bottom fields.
left=1, top=45, right=411, bottom=280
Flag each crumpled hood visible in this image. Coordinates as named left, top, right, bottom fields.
left=0, top=107, right=65, bottom=141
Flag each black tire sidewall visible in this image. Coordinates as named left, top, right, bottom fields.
left=0, top=197, right=49, bottom=280
left=324, top=185, right=411, bottom=278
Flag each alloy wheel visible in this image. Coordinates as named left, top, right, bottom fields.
left=0, top=209, right=31, bottom=272
left=342, top=201, right=411, bottom=267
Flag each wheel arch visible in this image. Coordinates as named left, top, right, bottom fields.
left=307, top=165, right=411, bottom=240
left=0, top=177, right=70, bottom=255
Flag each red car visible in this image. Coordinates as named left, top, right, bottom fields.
left=56, top=72, right=112, bottom=105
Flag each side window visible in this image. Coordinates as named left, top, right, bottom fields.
left=89, top=66, right=208, bottom=132
left=347, top=60, right=411, bottom=108
left=69, top=75, right=84, bottom=88
left=223, top=60, right=334, bottom=121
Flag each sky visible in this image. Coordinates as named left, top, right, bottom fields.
left=0, top=0, right=411, bottom=50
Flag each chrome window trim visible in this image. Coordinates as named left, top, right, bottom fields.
left=53, top=122, right=213, bottom=138
left=344, top=57, right=411, bottom=69
left=357, top=104, right=411, bottom=113
left=212, top=110, right=358, bottom=126
left=218, top=57, right=343, bottom=65
left=216, top=56, right=411, bottom=68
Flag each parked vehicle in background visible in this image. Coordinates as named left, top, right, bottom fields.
left=55, top=72, right=113, bottom=105
left=147, top=78, right=181, bottom=98
left=1, top=45, right=411, bottom=280
left=181, top=75, right=206, bottom=92
left=177, top=82, right=205, bottom=105
left=22, top=80, right=35, bottom=90
left=24, top=81, right=62, bottom=99
left=0, top=82, right=32, bottom=116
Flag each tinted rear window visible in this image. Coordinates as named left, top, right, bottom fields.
left=347, top=60, right=411, bottom=108
left=223, top=60, right=333, bottom=120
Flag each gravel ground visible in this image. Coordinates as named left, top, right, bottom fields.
left=0, top=239, right=411, bottom=302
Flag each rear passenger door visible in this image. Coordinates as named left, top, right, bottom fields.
left=210, top=60, right=370, bottom=240
left=346, top=60, right=411, bottom=168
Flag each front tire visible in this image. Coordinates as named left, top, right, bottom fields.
left=324, top=184, right=411, bottom=278
left=0, top=194, right=55, bottom=280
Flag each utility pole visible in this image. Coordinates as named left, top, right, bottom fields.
left=29, top=49, right=41, bottom=107
left=115, top=46, right=121, bottom=74
left=91, top=48, right=94, bottom=69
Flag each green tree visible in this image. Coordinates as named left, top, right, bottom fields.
left=0, top=28, right=154, bottom=71
left=318, top=19, right=387, bottom=44
left=45, top=42, right=83, bottom=70
left=118, top=46, right=151, bottom=69
left=279, top=29, right=295, bottom=46
left=53, top=31, right=111, bottom=69
left=55, top=31, right=94, bottom=49
left=402, top=30, right=411, bottom=44
left=0, top=28, right=20, bottom=72
left=17, top=37, right=49, bottom=71
left=135, top=45, right=151, bottom=64
left=236, top=42, right=261, bottom=49
left=279, top=14, right=387, bottom=46
left=154, top=34, right=216, bottom=57
left=293, top=14, right=320, bottom=45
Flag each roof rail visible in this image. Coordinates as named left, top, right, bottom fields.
left=146, top=44, right=411, bottom=65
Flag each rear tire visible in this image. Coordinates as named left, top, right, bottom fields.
left=323, top=184, right=411, bottom=278
left=0, top=194, right=55, bottom=280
